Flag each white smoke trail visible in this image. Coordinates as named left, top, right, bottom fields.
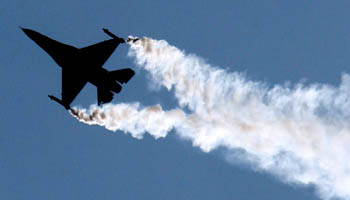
left=71, top=37, right=350, bottom=200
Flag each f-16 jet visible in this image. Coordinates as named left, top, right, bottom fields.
left=21, top=27, right=135, bottom=110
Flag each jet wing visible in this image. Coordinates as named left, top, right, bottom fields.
left=79, top=39, right=122, bottom=68
left=61, top=67, right=87, bottom=106
left=20, top=27, right=78, bottom=67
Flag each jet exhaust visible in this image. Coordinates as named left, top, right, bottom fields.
left=71, top=37, right=350, bottom=200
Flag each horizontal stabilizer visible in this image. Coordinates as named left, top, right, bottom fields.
left=109, top=68, right=135, bottom=84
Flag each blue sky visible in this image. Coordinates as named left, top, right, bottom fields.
left=2, top=1, right=350, bottom=199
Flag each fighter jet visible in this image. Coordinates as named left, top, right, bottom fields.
left=21, top=27, right=135, bottom=110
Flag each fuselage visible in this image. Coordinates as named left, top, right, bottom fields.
left=47, top=38, right=123, bottom=95
left=57, top=61, right=122, bottom=94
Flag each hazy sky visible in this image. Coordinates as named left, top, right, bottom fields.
left=2, top=1, right=350, bottom=199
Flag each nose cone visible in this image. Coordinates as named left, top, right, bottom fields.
left=19, top=27, right=54, bottom=49
left=20, top=27, right=39, bottom=40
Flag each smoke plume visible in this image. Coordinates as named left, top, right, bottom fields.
left=71, top=37, right=350, bottom=200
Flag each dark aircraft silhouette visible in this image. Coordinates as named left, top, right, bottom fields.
left=21, top=27, right=135, bottom=110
